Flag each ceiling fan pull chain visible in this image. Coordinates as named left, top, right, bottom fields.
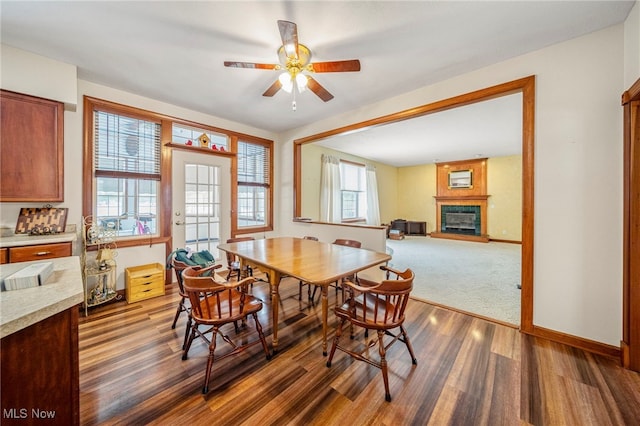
left=292, top=86, right=297, bottom=111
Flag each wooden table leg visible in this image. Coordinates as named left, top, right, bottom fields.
left=270, top=269, right=281, bottom=352
left=322, top=285, right=328, bottom=356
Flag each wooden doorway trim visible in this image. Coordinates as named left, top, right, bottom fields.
left=294, top=76, right=535, bottom=332
left=622, top=77, right=640, bottom=371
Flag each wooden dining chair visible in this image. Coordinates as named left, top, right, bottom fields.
left=169, top=257, right=224, bottom=350
left=181, top=265, right=271, bottom=394
left=170, top=258, right=192, bottom=349
left=225, top=237, right=255, bottom=281
left=326, top=266, right=417, bottom=402
left=298, top=236, right=319, bottom=304
left=333, top=238, right=362, bottom=249
left=329, top=239, right=363, bottom=303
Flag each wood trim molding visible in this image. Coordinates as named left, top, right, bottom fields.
left=621, top=77, right=640, bottom=104
left=621, top=77, right=640, bottom=371
left=433, top=159, right=489, bottom=242
left=165, top=142, right=236, bottom=158
left=294, top=75, right=536, bottom=336
left=291, top=218, right=386, bottom=231
left=526, top=325, right=621, bottom=360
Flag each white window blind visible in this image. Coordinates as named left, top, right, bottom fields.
left=92, top=110, right=161, bottom=237
left=237, top=141, right=270, bottom=228
left=340, top=161, right=366, bottom=220
left=94, top=111, right=161, bottom=178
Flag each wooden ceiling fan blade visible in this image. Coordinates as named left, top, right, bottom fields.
left=224, top=61, right=279, bottom=70
left=277, top=20, right=299, bottom=59
left=262, top=80, right=282, bottom=97
left=306, top=77, right=334, bottom=102
left=310, top=59, right=361, bottom=73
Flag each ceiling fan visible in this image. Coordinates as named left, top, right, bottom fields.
left=224, top=20, right=361, bottom=107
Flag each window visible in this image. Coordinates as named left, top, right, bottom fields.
left=85, top=97, right=274, bottom=245
left=340, top=161, right=366, bottom=221
left=236, top=140, right=272, bottom=231
left=172, top=122, right=229, bottom=150
left=92, top=109, right=161, bottom=238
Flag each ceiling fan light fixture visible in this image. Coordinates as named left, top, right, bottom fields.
left=225, top=21, right=359, bottom=104
left=296, top=73, right=308, bottom=92
left=279, top=72, right=293, bottom=93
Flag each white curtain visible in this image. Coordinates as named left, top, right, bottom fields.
left=366, top=163, right=381, bottom=226
left=320, top=154, right=342, bottom=222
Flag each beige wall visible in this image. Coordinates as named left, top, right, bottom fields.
left=303, top=147, right=520, bottom=240
left=487, top=155, right=522, bottom=241
left=394, top=157, right=521, bottom=240
left=396, top=164, right=438, bottom=233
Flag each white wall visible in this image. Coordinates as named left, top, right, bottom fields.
left=624, top=1, right=640, bottom=88
left=280, top=24, right=627, bottom=347
left=0, top=44, right=78, bottom=108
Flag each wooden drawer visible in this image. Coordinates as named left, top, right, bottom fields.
left=8, top=242, right=72, bottom=263
left=125, top=263, right=165, bottom=303
left=0, top=248, right=7, bottom=264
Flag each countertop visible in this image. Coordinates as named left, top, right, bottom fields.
left=0, top=256, right=84, bottom=338
left=0, top=231, right=77, bottom=248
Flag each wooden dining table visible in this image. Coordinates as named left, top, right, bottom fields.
left=217, top=236, right=391, bottom=354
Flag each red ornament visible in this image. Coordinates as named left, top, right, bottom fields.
left=212, top=144, right=219, bottom=150
left=219, top=146, right=226, bottom=152
left=186, top=139, right=193, bottom=146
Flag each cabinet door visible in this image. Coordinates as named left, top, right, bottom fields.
left=0, top=90, right=64, bottom=202
left=1, top=308, right=80, bottom=425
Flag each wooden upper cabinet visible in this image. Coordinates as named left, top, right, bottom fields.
left=0, top=90, right=64, bottom=202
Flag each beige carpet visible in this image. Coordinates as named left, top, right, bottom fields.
left=385, top=236, right=521, bottom=325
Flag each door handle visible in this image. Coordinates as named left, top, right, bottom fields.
left=174, top=220, right=184, bottom=226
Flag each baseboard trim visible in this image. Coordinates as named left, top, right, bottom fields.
left=489, top=238, right=522, bottom=244
left=410, top=296, right=519, bottom=329
left=430, top=232, right=490, bottom=243
left=412, top=296, right=621, bottom=361
left=425, top=233, right=521, bottom=245
left=526, top=325, right=621, bottom=360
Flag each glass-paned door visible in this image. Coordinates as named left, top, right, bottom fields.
left=172, top=150, right=230, bottom=263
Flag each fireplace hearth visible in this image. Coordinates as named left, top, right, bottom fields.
left=445, top=212, right=476, bottom=231
left=440, top=205, right=481, bottom=235
left=433, top=196, right=489, bottom=242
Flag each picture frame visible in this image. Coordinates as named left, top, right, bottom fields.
left=448, top=169, right=473, bottom=189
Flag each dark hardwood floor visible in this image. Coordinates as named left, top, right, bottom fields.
left=78, top=276, right=640, bottom=425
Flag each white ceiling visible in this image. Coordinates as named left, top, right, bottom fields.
left=1, top=1, right=634, bottom=165
left=314, top=92, right=523, bottom=166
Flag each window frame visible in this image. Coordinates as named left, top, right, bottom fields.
left=83, top=97, right=172, bottom=248
left=231, top=136, right=274, bottom=235
left=339, top=160, right=367, bottom=223
left=83, top=96, right=274, bottom=248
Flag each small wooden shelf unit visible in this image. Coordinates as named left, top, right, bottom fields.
left=125, top=263, right=165, bottom=303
